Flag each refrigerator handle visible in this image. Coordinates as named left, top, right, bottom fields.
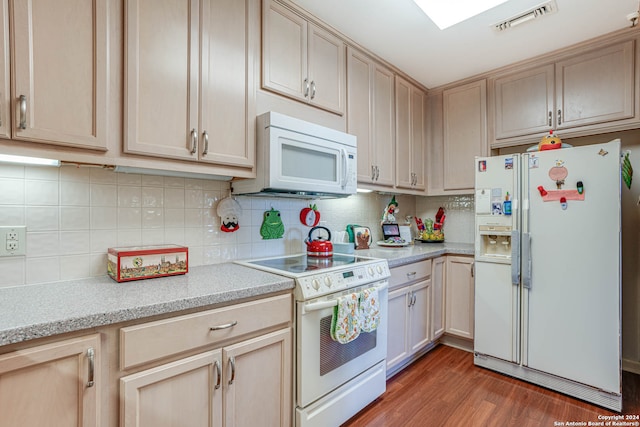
left=522, top=232, right=532, bottom=289
left=510, top=230, right=520, bottom=286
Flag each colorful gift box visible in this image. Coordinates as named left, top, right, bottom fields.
left=107, top=245, right=188, bottom=282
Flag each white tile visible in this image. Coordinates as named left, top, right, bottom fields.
left=90, top=253, right=107, bottom=276
left=164, top=176, right=185, bottom=188
left=26, top=257, right=60, bottom=284
left=164, top=228, right=185, bottom=245
left=164, top=209, right=185, bottom=228
left=117, top=229, right=142, bottom=247
left=142, top=187, right=164, bottom=208
left=142, top=229, right=165, bottom=245
left=26, top=206, right=59, bottom=231
left=91, top=229, right=118, bottom=252
left=90, top=168, right=117, bottom=184
left=118, top=208, right=142, bottom=229
left=60, top=207, right=90, bottom=230
left=25, top=165, right=59, bottom=180
left=118, top=186, right=142, bottom=208
left=27, top=232, right=60, bottom=257
left=141, top=174, right=164, bottom=187
left=91, top=184, right=117, bottom=206
left=0, top=258, right=25, bottom=287
left=203, top=190, right=220, bottom=208
left=188, top=246, right=203, bottom=267
left=185, top=227, right=204, bottom=247
left=60, top=231, right=91, bottom=255
left=25, top=180, right=58, bottom=205
left=164, top=188, right=185, bottom=208
left=142, top=208, right=164, bottom=229
left=0, top=164, right=25, bottom=179
left=60, top=255, right=92, bottom=280
left=185, top=189, right=204, bottom=208
left=0, top=206, right=25, bottom=223
left=117, top=172, right=142, bottom=186
left=60, top=165, right=90, bottom=182
left=60, top=181, right=90, bottom=206
left=185, top=178, right=203, bottom=190
left=90, top=207, right=117, bottom=229
left=0, top=178, right=25, bottom=205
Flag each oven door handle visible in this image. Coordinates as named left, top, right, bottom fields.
left=303, top=281, right=388, bottom=313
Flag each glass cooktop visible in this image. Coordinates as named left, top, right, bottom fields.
left=244, top=253, right=373, bottom=275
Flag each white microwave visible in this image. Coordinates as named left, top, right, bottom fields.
left=232, top=112, right=357, bottom=198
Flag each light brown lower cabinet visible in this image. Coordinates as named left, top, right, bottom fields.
left=0, top=334, right=101, bottom=427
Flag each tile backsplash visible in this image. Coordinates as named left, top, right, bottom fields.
left=0, top=164, right=474, bottom=287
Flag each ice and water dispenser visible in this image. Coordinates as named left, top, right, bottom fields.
left=477, top=224, right=512, bottom=261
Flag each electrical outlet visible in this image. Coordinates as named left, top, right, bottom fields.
left=0, top=226, right=26, bottom=256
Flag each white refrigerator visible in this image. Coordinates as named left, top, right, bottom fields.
left=473, top=140, right=622, bottom=411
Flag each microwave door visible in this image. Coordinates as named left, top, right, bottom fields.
left=269, top=129, right=345, bottom=193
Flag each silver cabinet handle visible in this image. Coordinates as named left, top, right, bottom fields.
left=407, top=291, right=413, bottom=307
left=375, top=166, right=380, bottom=181
left=86, top=347, right=95, bottom=387
left=471, top=262, right=475, bottom=278
left=202, top=131, right=209, bottom=156
left=190, top=129, right=197, bottom=154
left=304, top=78, right=309, bottom=98
left=548, top=111, right=552, bottom=127
left=371, top=165, right=376, bottom=181
left=557, top=109, right=562, bottom=126
left=228, top=356, right=236, bottom=385
left=18, top=95, right=27, bottom=130
left=213, top=359, right=221, bottom=390
left=209, top=320, right=237, bottom=331
left=412, top=293, right=417, bottom=306
left=406, top=271, right=417, bottom=280
left=310, top=81, right=316, bottom=99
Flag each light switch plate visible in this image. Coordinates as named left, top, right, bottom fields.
left=0, top=226, right=26, bottom=256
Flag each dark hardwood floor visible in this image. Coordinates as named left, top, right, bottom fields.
left=343, top=345, right=640, bottom=426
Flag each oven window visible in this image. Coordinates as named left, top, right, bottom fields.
left=319, top=315, right=376, bottom=376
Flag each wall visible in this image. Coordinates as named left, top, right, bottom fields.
left=0, top=163, right=473, bottom=288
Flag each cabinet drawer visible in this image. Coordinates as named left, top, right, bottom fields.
left=120, top=293, right=291, bottom=369
left=390, top=260, right=432, bottom=289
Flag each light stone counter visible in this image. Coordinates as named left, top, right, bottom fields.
left=355, top=242, right=474, bottom=268
left=0, top=263, right=294, bottom=346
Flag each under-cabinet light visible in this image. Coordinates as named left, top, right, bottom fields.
left=113, top=165, right=232, bottom=181
left=0, top=154, right=60, bottom=167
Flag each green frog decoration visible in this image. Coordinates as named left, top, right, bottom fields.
left=260, top=208, right=285, bottom=240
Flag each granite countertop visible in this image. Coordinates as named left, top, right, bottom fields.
left=0, top=263, right=294, bottom=347
left=0, top=243, right=474, bottom=348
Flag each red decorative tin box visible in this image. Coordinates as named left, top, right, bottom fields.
left=107, top=245, right=188, bottom=282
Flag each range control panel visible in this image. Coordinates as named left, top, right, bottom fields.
left=295, top=259, right=390, bottom=300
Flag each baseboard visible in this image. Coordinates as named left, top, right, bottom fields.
left=440, top=334, right=473, bottom=352
left=622, top=357, right=640, bottom=375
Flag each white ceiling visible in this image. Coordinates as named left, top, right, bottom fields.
left=291, top=0, right=639, bottom=88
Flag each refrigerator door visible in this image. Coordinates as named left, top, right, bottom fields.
left=522, top=140, right=621, bottom=394
left=474, top=154, right=521, bottom=363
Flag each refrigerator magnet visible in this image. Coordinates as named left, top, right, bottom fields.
left=504, top=158, right=513, bottom=170
left=478, top=160, right=487, bottom=172
left=529, top=156, right=539, bottom=169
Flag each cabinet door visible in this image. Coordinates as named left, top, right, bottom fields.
left=124, top=0, right=199, bottom=160
left=261, top=0, right=307, bottom=102
left=445, top=256, right=475, bottom=339
left=223, top=328, right=291, bottom=427
left=493, top=65, right=554, bottom=140
left=0, top=0, right=8, bottom=139
left=408, top=280, right=431, bottom=353
left=556, top=40, right=635, bottom=130
left=11, top=0, right=108, bottom=150
left=121, top=350, right=223, bottom=427
left=395, top=77, right=412, bottom=188
left=308, top=23, right=345, bottom=115
left=200, top=0, right=255, bottom=168
left=410, top=86, right=426, bottom=191
left=372, top=63, right=396, bottom=187
left=386, top=287, right=410, bottom=372
left=347, top=47, right=374, bottom=183
left=0, top=334, right=100, bottom=427
left=443, top=80, right=487, bottom=191
left=432, top=256, right=446, bottom=339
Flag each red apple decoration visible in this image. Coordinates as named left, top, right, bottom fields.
left=300, top=204, right=320, bottom=227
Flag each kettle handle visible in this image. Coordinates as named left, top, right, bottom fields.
left=309, top=226, right=331, bottom=241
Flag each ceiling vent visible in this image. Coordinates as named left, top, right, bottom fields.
left=493, top=0, right=557, bottom=31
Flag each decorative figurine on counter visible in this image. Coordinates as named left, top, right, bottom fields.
left=217, top=196, right=242, bottom=233
left=381, top=195, right=399, bottom=224
left=260, top=208, right=285, bottom=240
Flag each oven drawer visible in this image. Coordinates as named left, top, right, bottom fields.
left=120, top=293, right=291, bottom=369
left=389, top=259, right=431, bottom=289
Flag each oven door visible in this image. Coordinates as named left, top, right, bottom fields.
left=296, top=280, right=388, bottom=408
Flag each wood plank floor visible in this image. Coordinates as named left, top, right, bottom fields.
left=343, top=345, right=640, bottom=426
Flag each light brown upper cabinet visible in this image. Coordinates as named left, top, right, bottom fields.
left=124, top=0, right=256, bottom=169
left=442, top=80, right=488, bottom=191
left=262, top=0, right=346, bottom=115
left=0, top=0, right=108, bottom=150
left=491, top=40, right=636, bottom=145
left=347, top=47, right=395, bottom=188
left=395, top=76, right=426, bottom=192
